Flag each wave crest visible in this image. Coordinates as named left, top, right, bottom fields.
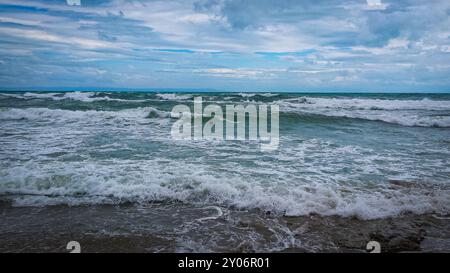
left=279, top=97, right=450, bottom=127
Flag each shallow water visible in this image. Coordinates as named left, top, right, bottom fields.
left=0, top=202, right=448, bottom=252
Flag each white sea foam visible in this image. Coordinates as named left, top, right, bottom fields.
left=0, top=93, right=24, bottom=99
left=0, top=158, right=448, bottom=219
left=22, top=92, right=97, bottom=102
left=0, top=132, right=448, bottom=219
left=280, top=97, right=450, bottom=111
left=279, top=97, right=450, bottom=127
left=19, top=92, right=148, bottom=102
left=0, top=106, right=170, bottom=122
left=23, top=92, right=62, bottom=99
left=237, top=93, right=278, bottom=98
left=156, top=93, right=193, bottom=100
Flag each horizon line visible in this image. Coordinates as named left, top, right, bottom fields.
left=1, top=87, right=450, bottom=94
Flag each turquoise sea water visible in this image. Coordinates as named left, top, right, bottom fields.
left=0, top=91, right=449, bottom=220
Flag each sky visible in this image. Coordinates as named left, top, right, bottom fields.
left=0, top=0, right=449, bottom=92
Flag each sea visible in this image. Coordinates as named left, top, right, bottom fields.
left=0, top=91, right=449, bottom=252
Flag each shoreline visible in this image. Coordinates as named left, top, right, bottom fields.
left=1, top=202, right=448, bottom=253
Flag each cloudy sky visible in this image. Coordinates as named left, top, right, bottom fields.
left=0, top=0, right=449, bottom=92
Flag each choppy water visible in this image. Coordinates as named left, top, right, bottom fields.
left=0, top=91, right=449, bottom=220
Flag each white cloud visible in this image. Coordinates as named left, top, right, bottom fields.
left=195, top=68, right=282, bottom=79
left=0, top=16, right=41, bottom=26
left=0, top=0, right=449, bottom=90
left=386, top=38, right=410, bottom=49
left=0, top=27, right=118, bottom=49
left=365, top=0, right=388, bottom=10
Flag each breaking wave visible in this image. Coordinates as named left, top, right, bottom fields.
left=0, top=106, right=170, bottom=121
left=278, top=97, right=450, bottom=127
left=12, top=92, right=148, bottom=102
left=156, top=93, right=193, bottom=101
left=0, top=159, right=449, bottom=220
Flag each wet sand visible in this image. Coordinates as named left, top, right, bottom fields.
left=0, top=201, right=449, bottom=253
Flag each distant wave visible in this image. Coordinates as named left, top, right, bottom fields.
left=278, top=97, right=450, bottom=127
left=3, top=92, right=193, bottom=102
left=237, top=93, right=279, bottom=98
left=278, top=97, right=450, bottom=111
left=0, top=106, right=170, bottom=121
left=3, top=92, right=149, bottom=103
left=156, top=93, right=193, bottom=101
left=280, top=110, right=450, bottom=128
